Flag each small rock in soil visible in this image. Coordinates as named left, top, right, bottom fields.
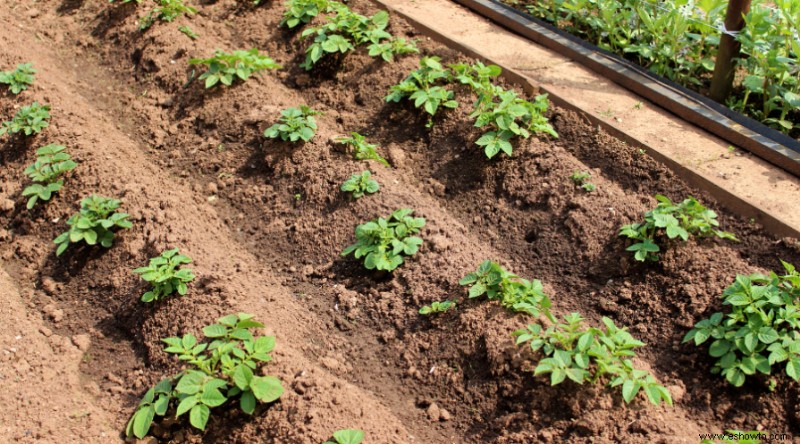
left=71, top=334, right=91, bottom=352
left=426, top=403, right=441, bottom=421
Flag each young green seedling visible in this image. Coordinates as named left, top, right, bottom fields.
left=133, top=249, right=196, bottom=302
left=619, top=194, right=737, bottom=262
left=569, top=171, right=596, bottom=192
left=22, top=144, right=77, bottom=209
left=460, top=260, right=553, bottom=320
left=472, top=89, right=557, bottom=158
left=684, top=261, right=800, bottom=388
left=342, top=209, right=425, bottom=272
left=178, top=26, right=199, bottom=39
left=515, top=313, right=672, bottom=406
left=53, top=195, right=132, bottom=256
left=419, top=300, right=456, bottom=315
left=367, top=38, right=419, bottom=62
left=0, top=63, right=36, bottom=94
left=0, top=102, right=50, bottom=137
left=139, top=0, right=196, bottom=30
left=281, top=0, right=333, bottom=28
left=189, top=49, right=281, bottom=89
left=127, top=313, right=284, bottom=438
left=264, top=106, right=321, bottom=142
left=340, top=171, right=379, bottom=199
left=385, top=57, right=458, bottom=127
left=337, top=132, right=390, bottom=167
left=324, top=429, right=364, bottom=444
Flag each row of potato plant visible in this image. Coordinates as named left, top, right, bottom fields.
left=386, top=57, right=558, bottom=158
left=503, top=0, right=800, bottom=136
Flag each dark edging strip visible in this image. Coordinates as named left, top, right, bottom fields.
left=370, top=0, right=800, bottom=238
left=449, top=0, right=800, bottom=178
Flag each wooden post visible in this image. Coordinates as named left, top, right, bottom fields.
left=709, top=0, right=751, bottom=103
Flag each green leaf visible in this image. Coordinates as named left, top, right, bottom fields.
left=240, top=390, right=256, bottom=414
left=176, top=396, right=198, bottom=417
left=250, top=375, right=284, bottom=403
left=189, top=404, right=210, bottom=430
left=203, top=324, right=228, bottom=338
left=132, top=406, right=155, bottom=439
left=332, top=429, right=365, bottom=444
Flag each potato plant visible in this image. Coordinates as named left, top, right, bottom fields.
left=570, top=171, right=596, bottom=192
left=342, top=209, right=425, bottom=272
left=140, top=0, right=196, bottom=30
left=264, top=106, right=321, bottom=142
left=385, top=57, right=458, bottom=126
left=419, top=300, right=456, bottom=315
left=471, top=89, right=557, bottom=159
left=299, top=4, right=416, bottom=70
left=683, top=261, right=800, bottom=387
left=324, top=429, right=364, bottom=444
left=0, top=102, right=51, bottom=137
left=515, top=313, right=672, bottom=406
left=337, top=132, right=390, bottom=167
left=619, top=195, right=737, bottom=262
left=22, top=144, right=77, bottom=209
left=281, top=0, right=333, bottom=28
left=127, top=313, right=284, bottom=438
left=0, top=63, right=36, bottom=94
left=133, top=249, right=195, bottom=302
left=450, top=61, right=501, bottom=94
left=460, top=260, right=553, bottom=320
left=189, top=49, right=282, bottom=89
left=340, top=171, right=379, bottom=199
left=53, top=195, right=132, bottom=256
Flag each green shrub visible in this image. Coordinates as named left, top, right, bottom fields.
left=515, top=313, right=672, bottom=406
left=264, top=106, right=321, bottom=142
left=53, top=195, right=132, bottom=256
left=0, top=102, right=51, bottom=137
left=133, top=249, right=196, bottom=302
left=385, top=57, right=457, bottom=126
left=337, top=132, right=390, bottom=167
left=22, top=144, right=77, bottom=209
left=140, top=0, right=196, bottom=30
left=684, top=261, right=800, bottom=387
left=127, top=313, right=284, bottom=438
left=281, top=0, right=333, bottom=28
left=299, top=4, right=414, bottom=70
left=570, top=171, right=595, bottom=192
left=459, top=260, right=553, bottom=319
left=419, top=300, right=456, bottom=315
left=189, top=49, right=281, bottom=89
left=324, top=429, right=364, bottom=444
left=471, top=89, right=557, bottom=158
left=619, top=195, right=737, bottom=262
left=340, top=171, right=379, bottom=199
left=341, top=209, right=425, bottom=272
left=0, top=63, right=36, bottom=94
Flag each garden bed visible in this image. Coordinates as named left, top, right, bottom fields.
left=0, top=0, right=799, bottom=443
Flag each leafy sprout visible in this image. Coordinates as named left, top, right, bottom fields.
left=340, top=171, right=380, bottom=199
left=53, top=195, right=132, bottom=256
left=337, top=132, right=390, bottom=167
left=342, top=209, right=425, bottom=272
left=264, top=106, right=321, bottom=143
left=0, top=102, right=51, bottom=137
left=324, top=429, right=364, bottom=444
left=127, top=313, right=284, bottom=438
left=133, top=249, right=196, bottom=303
left=514, top=313, right=672, bottom=406
left=684, top=261, right=800, bottom=387
left=0, top=63, right=36, bottom=94
left=619, top=195, right=737, bottom=262
left=419, top=300, right=456, bottom=315
left=460, top=260, right=553, bottom=320
left=189, top=49, right=282, bottom=89
left=22, top=144, right=77, bottom=209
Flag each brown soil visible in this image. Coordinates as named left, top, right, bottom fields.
left=1, top=1, right=799, bottom=443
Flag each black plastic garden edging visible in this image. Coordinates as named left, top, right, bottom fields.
left=450, top=0, right=800, bottom=177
